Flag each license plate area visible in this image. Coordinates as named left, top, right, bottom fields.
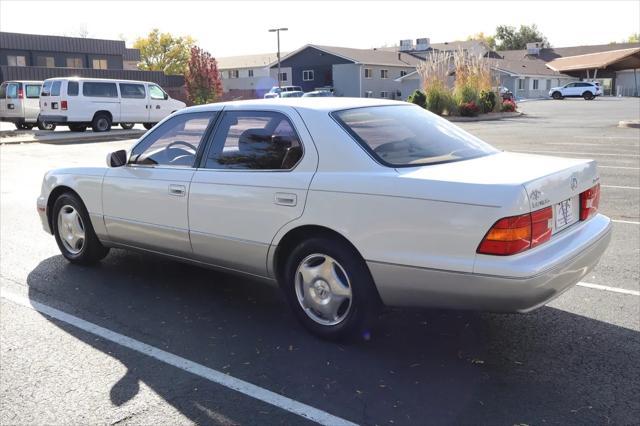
left=554, top=196, right=579, bottom=233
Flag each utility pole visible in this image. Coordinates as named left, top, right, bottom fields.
left=269, top=28, right=288, bottom=89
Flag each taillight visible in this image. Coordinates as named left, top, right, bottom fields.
left=477, top=206, right=553, bottom=256
left=61, top=100, right=68, bottom=110
left=17, top=88, right=24, bottom=99
left=580, top=184, right=600, bottom=221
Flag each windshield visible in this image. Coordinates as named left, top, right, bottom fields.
left=332, top=105, right=498, bottom=167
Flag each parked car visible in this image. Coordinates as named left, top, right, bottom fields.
left=0, top=80, right=55, bottom=130
left=549, top=81, right=602, bottom=100
left=263, top=86, right=303, bottom=99
left=303, top=90, right=334, bottom=97
left=280, top=91, right=304, bottom=98
left=38, top=77, right=186, bottom=132
left=498, top=86, right=514, bottom=101
left=37, top=98, right=612, bottom=340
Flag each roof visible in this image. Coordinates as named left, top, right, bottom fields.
left=216, top=52, right=286, bottom=70
left=489, top=58, right=571, bottom=77
left=497, top=42, right=640, bottom=62
left=546, top=47, right=640, bottom=72
left=279, top=44, right=421, bottom=67
left=0, top=31, right=127, bottom=55
left=123, top=48, right=141, bottom=62
left=430, top=40, right=487, bottom=52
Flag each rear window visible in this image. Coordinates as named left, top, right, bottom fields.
left=119, top=83, right=146, bottom=99
left=332, top=105, right=498, bottom=167
left=83, top=82, right=118, bottom=98
left=67, top=81, right=79, bottom=96
left=50, top=81, right=61, bottom=96
left=25, top=84, right=41, bottom=98
left=41, top=80, right=52, bottom=96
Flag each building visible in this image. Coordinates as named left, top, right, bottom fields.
left=217, top=52, right=288, bottom=100
left=0, top=31, right=186, bottom=100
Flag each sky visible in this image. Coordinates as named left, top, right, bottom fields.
left=1, top=0, right=639, bottom=58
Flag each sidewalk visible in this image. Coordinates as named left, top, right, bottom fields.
left=0, top=129, right=145, bottom=145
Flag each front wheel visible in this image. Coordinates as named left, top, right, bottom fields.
left=120, top=123, right=135, bottom=130
left=37, top=120, right=56, bottom=131
left=143, top=123, right=156, bottom=130
left=282, top=236, right=380, bottom=341
left=552, top=91, right=563, bottom=100
left=52, top=193, right=109, bottom=265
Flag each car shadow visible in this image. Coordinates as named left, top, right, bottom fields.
left=26, top=252, right=639, bottom=425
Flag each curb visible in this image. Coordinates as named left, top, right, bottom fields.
left=0, top=130, right=144, bottom=145
left=446, top=112, right=523, bottom=122
left=618, top=120, right=640, bottom=129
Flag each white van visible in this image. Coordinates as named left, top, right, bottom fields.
left=0, top=80, right=56, bottom=130
left=38, top=77, right=186, bottom=132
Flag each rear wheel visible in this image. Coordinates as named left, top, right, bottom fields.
left=120, top=123, right=135, bottom=130
left=37, top=120, right=56, bottom=131
left=552, top=91, right=563, bottom=100
left=282, top=236, right=380, bottom=341
left=52, top=193, right=109, bottom=265
left=91, top=113, right=112, bottom=132
left=143, top=123, right=156, bottom=130
left=68, top=124, right=87, bottom=132
left=583, top=91, right=594, bottom=100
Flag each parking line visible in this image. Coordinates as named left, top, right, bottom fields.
left=599, top=165, right=640, bottom=170
left=612, top=219, right=640, bottom=225
left=516, top=150, right=640, bottom=157
left=601, top=185, right=640, bottom=190
left=0, top=289, right=357, bottom=426
left=546, top=143, right=639, bottom=148
left=574, top=136, right=640, bottom=140
left=577, top=282, right=640, bottom=296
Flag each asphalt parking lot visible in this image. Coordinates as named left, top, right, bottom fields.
left=1, top=97, right=639, bottom=425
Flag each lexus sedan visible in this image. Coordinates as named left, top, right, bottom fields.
left=37, top=98, right=612, bottom=340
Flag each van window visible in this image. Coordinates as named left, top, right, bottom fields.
left=51, top=81, right=61, bottom=96
left=67, top=81, right=79, bottom=96
left=25, top=84, right=41, bottom=98
left=6, top=83, right=18, bottom=99
left=0, top=83, right=6, bottom=98
left=83, top=82, right=118, bottom=98
left=119, top=83, right=146, bottom=99
left=149, top=84, right=166, bottom=100
left=41, top=81, right=52, bottom=96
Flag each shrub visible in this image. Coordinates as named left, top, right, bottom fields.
left=500, top=99, right=517, bottom=112
left=459, top=101, right=480, bottom=117
left=424, top=84, right=450, bottom=115
left=455, top=84, right=479, bottom=105
left=407, top=90, right=427, bottom=108
left=478, top=90, right=497, bottom=113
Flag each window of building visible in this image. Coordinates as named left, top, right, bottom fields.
left=364, top=91, right=373, bottom=98
left=204, top=111, right=303, bottom=170
left=380, top=69, right=389, bottom=79
left=396, top=90, right=402, bottom=99
left=248, top=69, right=254, bottom=77
left=517, top=79, right=525, bottom=90
left=67, top=81, right=79, bottom=96
left=66, top=57, right=83, bottom=68
left=400, top=70, right=407, bottom=77
left=25, top=84, right=41, bottom=98
left=130, top=112, right=216, bottom=167
left=149, top=84, right=167, bottom=100
left=364, top=68, right=372, bottom=79
left=83, top=82, right=118, bottom=98
left=119, top=83, right=146, bottom=99
left=37, top=56, right=55, bottom=68
left=7, top=55, right=26, bottom=67
left=302, top=70, right=314, bottom=81
left=380, top=91, right=389, bottom=98
left=278, top=72, right=288, bottom=82
left=92, top=58, right=108, bottom=70
left=546, top=79, right=551, bottom=90
left=229, top=69, right=239, bottom=79
left=532, top=79, right=539, bottom=90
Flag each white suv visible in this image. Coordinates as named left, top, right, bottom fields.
left=549, top=81, right=602, bottom=100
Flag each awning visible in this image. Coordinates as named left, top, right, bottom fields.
left=546, top=47, right=640, bottom=72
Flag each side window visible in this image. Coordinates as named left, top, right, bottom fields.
left=67, top=81, right=79, bottom=96
left=0, top=83, right=6, bottom=98
left=25, top=85, right=41, bottom=98
left=120, top=83, right=146, bottom=99
left=41, top=80, right=52, bottom=96
left=204, top=111, right=303, bottom=170
left=50, top=81, right=61, bottom=96
left=566, top=83, right=576, bottom=88
left=83, top=82, right=117, bottom=98
left=129, top=112, right=215, bottom=167
left=6, top=83, right=18, bottom=99
left=149, top=84, right=166, bottom=100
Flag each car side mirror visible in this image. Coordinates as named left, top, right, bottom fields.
left=164, top=93, right=169, bottom=100
left=107, top=150, right=127, bottom=167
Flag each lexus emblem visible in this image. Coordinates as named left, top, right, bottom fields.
left=570, top=176, right=578, bottom=191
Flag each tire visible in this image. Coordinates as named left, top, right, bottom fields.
left=14, top=122, right=33, bottom=130
left=583, top=91, right=594, bottom=100
left=52, top=192, right=109, bottom=265
left=143, top=123, right=156, bottom=130
left=552, top=91, right=563, bottom=100
left=68, top=124, right=87, bottom=132
left=91, top=113, right=112, bottom=132
left=37, top=120, right=56, bottom=131
left=282, top=236, right=380, bottom=341
left=120, top=123, right=135, bottom=130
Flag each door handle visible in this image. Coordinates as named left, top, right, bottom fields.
left=275, top=192, right=297, bottom=206
left=155, top=105, right=161, bottom=109
left=168, top=184, right=186, bottom=197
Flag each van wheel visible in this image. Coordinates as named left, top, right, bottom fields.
left=120, top=123, right=135, bottom=130
left=15, top=123, right=33, bottom=130
left=92, top=113, right=112, bottom=132
left=143, top=123, right=156, bottom=130
left=37, top=121, right=56, bottom=131
left=68, top=124, right=87, bottom=132
left=282, top=236, right=380, bottom=341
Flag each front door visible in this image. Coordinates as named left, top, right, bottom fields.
left=189, top=107, right=317, bottom=277
left=118, top=82, right=149, bottom=123
left=147, top=84, right=172, bottom=123
left=102, top=111, right=218, bottom=255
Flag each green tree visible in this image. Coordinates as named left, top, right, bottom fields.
left=134, top=29, right=194, bottom=75
left=467, top=32, right=496, bottom=50
left=629, top=33, right=640, bottom=43
left=494, top=24, right=548, bottom=50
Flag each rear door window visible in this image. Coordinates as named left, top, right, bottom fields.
left=67, top=81, right=79, bottom=96
left=119, top=83, right=146, bottom=99
left=41, top=81, right=52, bottom=96
left=25, top=84, right=41, bottom=98
left=0, top=83, right=7, bottom=98
left=83, top=82, right=118, bottom=98
left=50, top=81, right=61, bottom=96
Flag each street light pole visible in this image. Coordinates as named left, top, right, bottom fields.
left=269, top=28, right=288, bottom=90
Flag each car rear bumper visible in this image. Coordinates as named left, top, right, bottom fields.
left=39, top=115, right=68, bottom=123
left=368, top=214, right=612, bottom=312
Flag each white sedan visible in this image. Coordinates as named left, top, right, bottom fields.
left=37, top=98, right=612, bottom=340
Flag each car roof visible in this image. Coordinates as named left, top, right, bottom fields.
left=183, top=97, right=405, bottom=114
left=2, top=80, right=43, bottom=84
left=42, top=77, right=153, bottom=85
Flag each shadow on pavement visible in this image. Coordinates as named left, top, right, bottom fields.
left=27, top=252, right=640, bottom=425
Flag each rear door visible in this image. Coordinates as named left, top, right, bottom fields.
left=23, top=83, right=42, bottom=122
left=40, top=80, right=63, bottom=116
left=0, top=82, right=7, bottom=116
left=4, top=82, right=22, bottom=120
left=119, top=82, right=149, bottom=123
